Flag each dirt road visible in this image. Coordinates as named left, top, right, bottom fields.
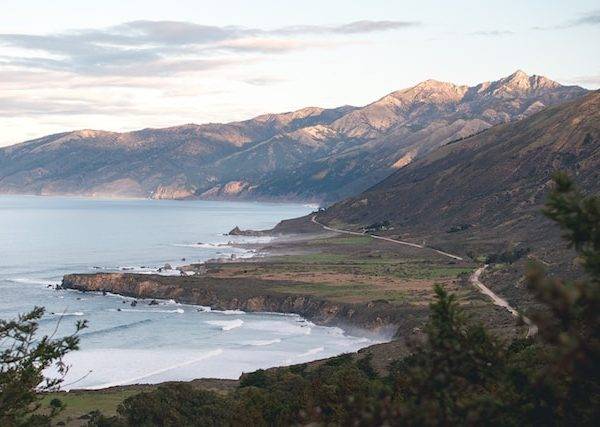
left=311, top=215, right=537, bottom=337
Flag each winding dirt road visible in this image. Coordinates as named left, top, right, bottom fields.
left=471, top=266, right=538, bottom=337
left=310, top=216, right=463, bottom=260
left=311, top=215, right=537, bottom=337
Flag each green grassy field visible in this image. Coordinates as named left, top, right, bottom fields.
left=264, top=253, right=472, bottom=280
left=272, top=281, right=410, bottom=303
left=40, top=388, right=140, bottom=425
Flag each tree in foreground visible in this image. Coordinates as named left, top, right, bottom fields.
left=524, top=172, right=600, bottom=424
left=0, top=307, right=86, bottom=426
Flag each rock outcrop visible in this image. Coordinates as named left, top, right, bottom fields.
left=227, top=226, right=270, bottom=237
left=61, top=273, right=423, bottom=337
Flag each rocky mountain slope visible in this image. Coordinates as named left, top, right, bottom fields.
left=318, top=90, right=600, bottom=242
left=0, top=71, right=587, bottom=202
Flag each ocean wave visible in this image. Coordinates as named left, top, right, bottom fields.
left=212, top=309, right=245, bottom=315
left=8, top=277, right=60, bottom=286
left=226, top=236, right=273, bottom=244
left=109, top=308, right=185, bottom=314
left=48, top=311, right=84, bottom=317
left=205, top=319, right=244, bottom=331
left=244, top=339, right=282, bottom=346
left=245, top=319, right=312, bottom=335
left=155, top=269, right=184, bottom=277
left=298, top=346, right=324, bottom=357
left=326, top=327, right=346, bottom=336
left=257, top=311, right=300, bottom=317
left=89, top=348, right=224, bottom=389
left=80, top=319, right=153, bottom=338
left=102, top=291, right=136, bottom=301
left=192, top=306, right=244, bottom=314
left=113, top=266, right=183, bottom=277
left=283, top=346, right=325, bottom=365
left=172, top=242, right=230, bottom=249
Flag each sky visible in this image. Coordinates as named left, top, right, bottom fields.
left=1, top=0, right=599, bottom=147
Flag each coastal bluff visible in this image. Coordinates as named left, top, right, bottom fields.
left=61, top=273, right=425, bottom=338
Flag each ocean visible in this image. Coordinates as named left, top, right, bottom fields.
left=0, top=195, right=376, bottom=390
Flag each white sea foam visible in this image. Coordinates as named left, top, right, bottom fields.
left=103, top=291, right=136, bottom=301
left=245, top=339, right=282, bottom=346
left=109, top=308, right=185, bottom=314
left=173, top=242, right=231, bottom=249
left=80, top=319, right=153, bottom=338
left=49, top=311, right=84, bottom=317
left=87, top=349, right=224, bottom=389
left=4, top=197, right=377, bottom=390
left=8, top=277, right=60, bottom=286
left=206, top=319, right=244, bottom=331
left=298, top=346, right=324, bottom=357
left=245, top=319, right=312, bottom=335
left=283, top=346, right=325, bottom=365
left=113, top=265, right=184, bottom=276
left=227, top=235, right=274, bottom=244
left=213, top=309, right=245, bottom=315
left=326, top=327, right=346, bottom=336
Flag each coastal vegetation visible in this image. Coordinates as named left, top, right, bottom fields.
left=85, top=174, right=600, bottom=426
left=0, top=308, right=86, bottom=426
left=2, top=174, right=596, bottom=426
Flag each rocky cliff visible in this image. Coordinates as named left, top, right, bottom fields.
left=62, top=273, right=421, bottom=337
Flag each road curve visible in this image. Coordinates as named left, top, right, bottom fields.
left=470, top=266, right=538, bottom=337
left=311, top=215, right=537, bottom=337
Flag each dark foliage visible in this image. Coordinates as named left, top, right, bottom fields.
left=364, top=220, right=391, bottom=232
left=486, top=246, right=531, bottom=264
left=0, top=307, right=86, bottom=426
left=446, top=223, right=471, bottom=233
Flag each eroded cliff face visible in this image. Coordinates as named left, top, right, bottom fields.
left=62, top=273, right=423, bottom=338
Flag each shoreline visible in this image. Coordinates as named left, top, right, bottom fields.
left=61, top=272, right=401, bottom=339
left=0, top=192, right=323, bottom=207
left=52, top=215, right=484, bottom=395
left=55, top=279, right=388, bottom=391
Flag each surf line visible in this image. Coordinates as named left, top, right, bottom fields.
left=90, top=348, right=224, bottom=389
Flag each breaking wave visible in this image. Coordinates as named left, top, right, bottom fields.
left=90, top=349, right=224, bottom=389
left=213, top=309, right=245, bottom=315
left=80, top=319, right=153, bottom=338
left=206, top=319, right=244, bottom=331
left=109, top=308, right=185, bottom=314
left=48, top=311, right=84, bottom=317
left=8, top=277, right=60, bottom=286
left=244, top=339, right=282, bottom=346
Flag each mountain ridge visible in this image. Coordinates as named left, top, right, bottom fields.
left=319, top=90, right=600, bottom=237
left=0, top=71, right=588, bottom=201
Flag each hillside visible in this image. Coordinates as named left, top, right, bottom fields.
left=312, top=91, right=599, bottom=314
left=0, top=71, right=587, bottom=202
left=319, top=90, right=600, bottom=234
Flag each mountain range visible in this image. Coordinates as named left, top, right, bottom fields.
left=0, top=71, right=588, bottom=202
left=319, top=90, right=600, bottom=246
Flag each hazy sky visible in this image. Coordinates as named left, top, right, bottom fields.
left=1, top=0, right=599, bottom=147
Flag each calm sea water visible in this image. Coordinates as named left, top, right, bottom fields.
left=0, top=196, right=376, bottom=390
